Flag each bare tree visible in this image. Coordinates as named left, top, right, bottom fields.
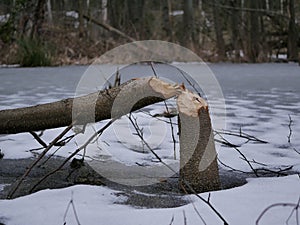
left=287, top=0, right=298, bottom=61
left=247, top=0, right=260, bottom=62
left=182, top=0, right=194, bottom=47
left=212, top=0, right=226, bottom=61
left=30, top=0, right=47, bottom=38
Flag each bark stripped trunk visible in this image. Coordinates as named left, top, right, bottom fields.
left=178, top=89, right=220, bottom=193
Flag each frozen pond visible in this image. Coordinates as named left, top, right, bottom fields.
left=0, top=63, right=300, bottom=225
left=0, top=63, right=300, bottom=173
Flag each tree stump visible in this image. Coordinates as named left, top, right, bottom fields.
left=177, top=89, right=220, bottom=193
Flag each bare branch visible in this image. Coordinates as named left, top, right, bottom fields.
left=63, top=191, right=81, bottom=225
left=256, top=198, right=300, bottom=225
left=29, top=131, right=48, bottom=148
left=288, top=115, right=293, bottom=143
left=215, top=130, right=258, bottom=177
left=7, top=123, right=74, bottom=199
left=29, top=119, right=116, bottom=193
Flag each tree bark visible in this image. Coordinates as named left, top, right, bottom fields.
left=178, top=89, right=220, bottom=193
left=30, top=0, right=47, bottom=38
left=78, top=0, right=85, bottom=37
left=0, top=77, right=180, bottom=134
left=230, top=0, right=240, bottom=61
left=247, top=0, right=260, bottom=63
left=287, top=0, right=298, bottom=61
left=182, top=0, right=194, bottom=47
left=213, top=0, right=226, bottom=61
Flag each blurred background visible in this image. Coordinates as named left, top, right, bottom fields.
left=0, top=0, right=299, bottom=66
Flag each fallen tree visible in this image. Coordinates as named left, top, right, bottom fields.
left=0, top=78, right=177, bottom=134
left=0, top=77, right=220, bottom=194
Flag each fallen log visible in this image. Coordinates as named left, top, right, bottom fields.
left=0, top=77, right=180, bottom=134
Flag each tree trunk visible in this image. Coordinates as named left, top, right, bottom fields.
left=178, top=89, right=220, bottom=193
left=30, top=0, right=47, bottom=38
left=287, top=0, right=298, bottom=61
left=213, top=0, right=226, bottom=61
left=230, top=0, right=240, bottom=61
left=182, top=0, right=194, bottom=48
left=245, top=0, right=260, bottom=63
left=78, top=0, right=85, bottom=37
left=162, top=0, right=172, bottom=40
left=46, top=0, right=53, bottom=25
left=0, top=77, right=180, bottom=134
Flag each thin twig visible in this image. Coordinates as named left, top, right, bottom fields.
left=288, top=115, right=293, bottom=143
left=215, top=130, right=259, bottom=177
left=63, top=191, right=81, bottom=225
left=180, top=182, right=228, bottom=225
left=286, top=197, right=300, bottom=225
left=217, top=158, right=248, bottom=173
left=256, top=199, right=300, bottom=225
left=183, top=210, right=187, bottom=225
left=29, top=119, right=115, bottom=193
left=7, top=124, right=74, bottom=199
left=216, top=129, right=268, bottom=144
left=293, top=148, right=300, bottom=155
left=29, top=131, right=47, bottom=148
left=168, top=215, right=175, bottom=225
left=191, top=203, right=207, bottom=225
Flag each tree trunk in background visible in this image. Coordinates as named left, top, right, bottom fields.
left=30, top=0, right=47, bottom=38
left=107, top=0, right=125, bottom=30
left=247, top=0, right=260, bottom=63
left=162, top=0, right=172, bottom=41
left=46, top=0, right=53, bottom=25
left=126, top=0, right=145, bottom=38
left=213, top=0, right=226, bottom=61
left=182, top=0, right=194, bottom=48
left=78, top=0, right=85, bottom=37
left=102, top=0, right=108, bottom=22
left=230, top=0, right=240, bottom=61
left=287, top=0, right=298, bottom=61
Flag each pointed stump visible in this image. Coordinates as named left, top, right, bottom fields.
left=177, top=90, right=220, bottom=193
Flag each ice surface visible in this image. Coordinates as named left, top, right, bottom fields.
left=0, top=63, right=299, bottom=224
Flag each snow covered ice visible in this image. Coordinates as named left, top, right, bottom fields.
left=0, top=63, right=299, bottom=224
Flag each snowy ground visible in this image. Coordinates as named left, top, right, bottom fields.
left=0, top=63, right=300, bottom=224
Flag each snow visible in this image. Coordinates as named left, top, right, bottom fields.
left=0, top=63, right=300, bottom=224
left=0, top=175, right=299, bottom=225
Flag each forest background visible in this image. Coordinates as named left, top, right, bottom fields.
left=0, top=0, right=299, bottom=66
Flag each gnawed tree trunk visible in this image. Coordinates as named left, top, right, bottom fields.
left=178, top=89, right=220, bottom=193
left=0, top=77, right=179, bottom=134
left=0, top=77, right=220, bottom=193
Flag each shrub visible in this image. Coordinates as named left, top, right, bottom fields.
left=17, top=38, right=52, bottom=67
